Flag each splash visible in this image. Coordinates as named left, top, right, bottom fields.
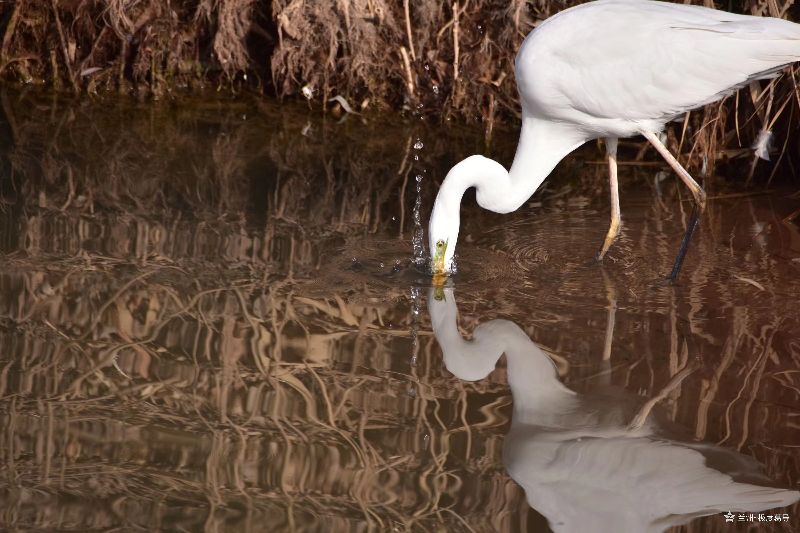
left=411, top=138, right=427, bottom=268
left=412, top=174, right=426, bottom=266
left=409, top=286, right=421, bottom=367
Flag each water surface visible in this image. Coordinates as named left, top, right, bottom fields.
left=1, top=89, right=799, bottom=532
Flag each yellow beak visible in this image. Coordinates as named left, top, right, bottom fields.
left=432, top=239, right=448, bottom=277
left=432, top=242, right=448, bottom=287
left=433, top=253, right=446, bottom=275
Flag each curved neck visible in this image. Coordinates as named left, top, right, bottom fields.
left=428, top=117, right=587, bottom=269
left=445, top=116, right=588, bottom=214
left=428, top=288, right=572, bottom=410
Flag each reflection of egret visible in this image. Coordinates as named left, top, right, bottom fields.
left=428, top=288, right=799, bottom=533
left=429, top=0, right=800, bottom=280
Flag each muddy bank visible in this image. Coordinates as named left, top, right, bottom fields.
left=1, top=1, right=799, bottom=182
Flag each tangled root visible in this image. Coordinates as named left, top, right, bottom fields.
left=0, top=1, right=799, bottom=181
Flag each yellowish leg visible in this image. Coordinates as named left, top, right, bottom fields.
left=599, top=269, right=616, bottom=387
left=596, top=137, right=620, bottom=260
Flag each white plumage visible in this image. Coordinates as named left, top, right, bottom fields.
left=429, top=0, right=800, bottom=280
left=519, top=0, right=800, bottom=132
left=428, top=287, right=800, bottom=533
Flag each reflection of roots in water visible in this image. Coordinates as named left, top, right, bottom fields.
left=2, top=86, right=800, bottom=531
left=2, top=216, right=800, bottom=530
left=0, top=255, right=524, bottom=531
left=1, top=89, right=506, bottom=244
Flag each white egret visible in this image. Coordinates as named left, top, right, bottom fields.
left=428, top=288, right=800, bottom=532
left=429, top=0, right=800, bottom=280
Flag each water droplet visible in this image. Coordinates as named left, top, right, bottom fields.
left=432, top=85, right=439, bottom=95
left=413, top=139, right=424, bottom=150
left=412, top=177, right=426, bottom=266
left=410, top=287, right=422, bottom=366
left=414, top=154, right=419, bottom=161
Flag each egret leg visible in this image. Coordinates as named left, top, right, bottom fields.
left=596, top=137, right=620, bottom=260
left=628, top=364, right=696, bottom=431
left=640, top=130, right=707, bottom=282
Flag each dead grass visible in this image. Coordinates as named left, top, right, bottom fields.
left=1, top=0, right=798, bottom=185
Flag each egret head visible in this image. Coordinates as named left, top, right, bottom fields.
left=428, top=197, right=459, bottom=276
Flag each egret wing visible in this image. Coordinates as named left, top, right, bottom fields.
left=517, top=0, right=800, bottom=125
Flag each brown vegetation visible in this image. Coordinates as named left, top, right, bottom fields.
left=1, top=1, right=799, bottom=184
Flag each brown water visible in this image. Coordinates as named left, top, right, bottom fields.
left=1, top=89, right=799, bottom=532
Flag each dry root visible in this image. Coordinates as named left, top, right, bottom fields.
left=0, top=1, right=798, bottom=181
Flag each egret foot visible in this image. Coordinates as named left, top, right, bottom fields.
left=595, top=223, right=620, bottom=261
left=597, top=137, right=621, bottom=262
